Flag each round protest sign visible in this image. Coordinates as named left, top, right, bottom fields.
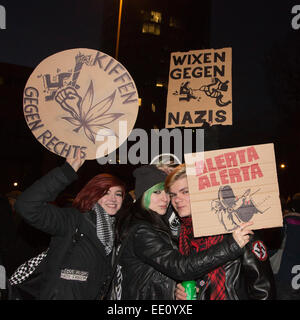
left=23, top=48, right=139, bottom=159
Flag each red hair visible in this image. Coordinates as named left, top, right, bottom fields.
left=72, top=173, right=125, bottom=212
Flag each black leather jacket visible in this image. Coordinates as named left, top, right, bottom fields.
left=116, top=221, right=244, bottom=300
left=196, top=233, right=276, bottom=300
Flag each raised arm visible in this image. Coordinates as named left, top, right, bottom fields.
left=14, top=151, right=85, bottom=236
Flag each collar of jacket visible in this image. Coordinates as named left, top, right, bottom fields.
left=81, top=211, right=113, bottom=260
left=85, top=210, right=97, bottom=226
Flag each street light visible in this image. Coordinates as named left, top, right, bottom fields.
left=115, top=0, right=124, bottom=60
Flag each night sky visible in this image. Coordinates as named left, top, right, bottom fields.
left=0, top=0, right=104, bottom=67
left=210, top=0, right=300, bottom=196
left=211, top=1, right=291, bottom=134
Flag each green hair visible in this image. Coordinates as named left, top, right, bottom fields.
left=143, top=182, right=165, bottom=210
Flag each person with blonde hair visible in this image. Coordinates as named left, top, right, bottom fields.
left=165, top=164, right=276, bottom=300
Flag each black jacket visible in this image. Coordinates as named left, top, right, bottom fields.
left=196, top=233, right=276, bottom=300
left=116, top=221, right=243, bottom=300
left=276, top=213, right=300, bottom=284
left=14, top=163, right=112, bottom=300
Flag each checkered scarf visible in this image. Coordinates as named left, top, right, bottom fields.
left=9, top=249, right=48, bottom=285
left=179, top=216, right=226, bottom=300
left=93, top=203, right=115, bottom=255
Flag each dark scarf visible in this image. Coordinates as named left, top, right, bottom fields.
left=179, top=216, right=226, bottom=300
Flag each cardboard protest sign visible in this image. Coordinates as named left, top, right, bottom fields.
left=184, top=143, right=283, bottom=237
left=23, top=48, right=139, bottom=159
left=165, top=47, right=232, bottom=128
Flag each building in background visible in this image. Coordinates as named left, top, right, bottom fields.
left=102, top=0, right=211, bottom=130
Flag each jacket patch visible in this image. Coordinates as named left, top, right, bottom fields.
left=60, top=268, right=89, bottom=281
left=252, top=241, right=268, bottom=261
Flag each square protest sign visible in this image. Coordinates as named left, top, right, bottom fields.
left=165, top=47, right=232, bottom=128
left=184, top=143, right=283, bottom=237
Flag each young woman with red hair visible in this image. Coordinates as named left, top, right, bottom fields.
left=14, top=152, right=125, bottom=300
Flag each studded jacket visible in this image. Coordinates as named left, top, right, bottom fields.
left=116, top=221, right=244, bottom=300
left=195, top=233, right=276, bottom=300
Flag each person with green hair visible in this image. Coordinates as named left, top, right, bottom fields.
left=111, top=165, right=253, bottom=300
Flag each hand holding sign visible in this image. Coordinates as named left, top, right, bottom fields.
left=66, top=149, right=85, bottom=172
left=232, top=221, right=254, bottom=248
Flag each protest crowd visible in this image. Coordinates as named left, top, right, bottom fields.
left=1, top=0, right=300, bottom=306
left=0, top=152, right=299, bottom=301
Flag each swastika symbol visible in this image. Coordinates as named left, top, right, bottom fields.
left=252, top=241, right=267, bottom=261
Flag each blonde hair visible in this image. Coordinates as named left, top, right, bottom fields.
left=165, top=164, right=186, bottom=193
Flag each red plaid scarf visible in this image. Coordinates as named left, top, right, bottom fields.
left=179, top=216, right=226, bottom=300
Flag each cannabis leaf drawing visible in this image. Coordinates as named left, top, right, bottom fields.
left=55, top=81, right=124, bottom=144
